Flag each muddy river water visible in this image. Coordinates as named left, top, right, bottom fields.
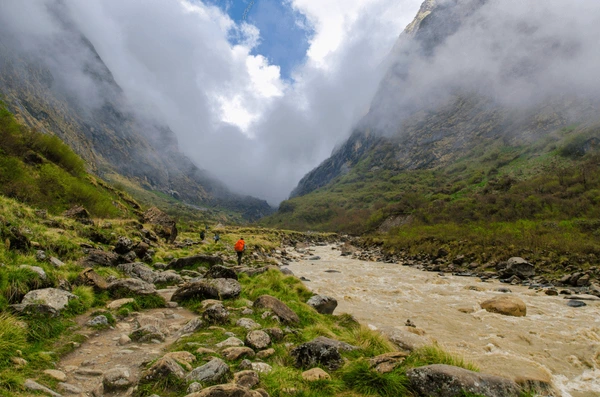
left=288, top=245, right=600, bottom=397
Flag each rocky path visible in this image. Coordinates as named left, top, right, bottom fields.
left=52, top=288, right=197, bottom=397
left=288, top=245, right=600, bottom=397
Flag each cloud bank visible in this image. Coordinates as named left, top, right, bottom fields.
left=0, top=0, right=422, bottom=204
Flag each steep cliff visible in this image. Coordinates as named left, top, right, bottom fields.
left=0, top=5, right=271, bottom=221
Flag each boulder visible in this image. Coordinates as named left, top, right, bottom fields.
left=206, top=265, right=238, bottom=280
left=114, top=236, right=134, bottom=255
left=290, top=337, right=345, bottom=370
left=306, top=295, right=338, bottom=315
left=246, top=330, right=271, bottom=350
left=177, top=317, right=204, bottom=336
left=407, top=364, right=521, bottom=397
left=23, top=379, right=61, bottom=397
left=253, top=295, right=299, bottom=324
left=133, top=241, right=151, bottom=259
left=172, top=278, right=241, bottom=302
left=302, top=368, right=331, bottom=381
left=103, top=366, right=136, bottom=391
left=142, top=207, right=178, bottom=243
left=234, top=370, right=260, bottom=388
left=380, top=327, right=429, bottom=352
left=186, top=384, right=263, bottom=397
left=49, top=257, right=65, bottom=268
left=108, top=278, right=158, bottom=297
left=20, top=288, right=78, bottom=311
left=236, top=318, right=261, bottom=330
left=143, top=356, right=186, bottom=381
left=163, top=351, right=197, bottom=371
left=117, top=262, right=160, bottom=284
left=481, top=296, right=527, bottom=317
left=81, top=249, right=120, bottom=267
left=168, top=254, right=223, bottom=269
left=186, top=358, right=229, bottom=383
left=221, top=347, right=255, bottom=361
left=498, top=257, right=535, bottom=279
left=203, top=302, right=230, bottom=325
left=129, top=325, right=165, bottom=343
left=75, top=268, right=108, bottom=291
left=63, top=205, right=90, bottom=220
left=216, top=337, right=245, bottom=348
left=153, top=270, right=183, bottom=285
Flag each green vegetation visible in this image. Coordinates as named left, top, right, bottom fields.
left=263, top=123, right=600, bottom=270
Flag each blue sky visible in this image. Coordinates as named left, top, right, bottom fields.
left=207, top=0, right=313, bottom=79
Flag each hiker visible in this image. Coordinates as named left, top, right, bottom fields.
left=213, top=233, right=220, bottom=243
left=234, top=237, right=245, bottom=266
left=200, top=230, right=205, bottom=241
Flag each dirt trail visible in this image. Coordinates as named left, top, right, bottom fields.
left=288, top=245, right=600, bottom=397
left=56, top=288, right=197, bottom=397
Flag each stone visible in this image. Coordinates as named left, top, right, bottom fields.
left=221, top=347, right=256, bottom=361
left=24, top=379, right=62, bottom=397
left=499, top=257, right=535, bottom=279
left=114, top=236, right=134, bottom=255
left=63, top=205, right=90, bottom=220
left=108, top=278, right=157, bottom=297
left=36, top=250, right=47, bottom=261
left=264, top=327, right=284, bottom=341
left=196, top=347, right=217, bottom=355
left=21, top=288, right=78, bottom=311
left=178, top=317, right=204, bottom=336
left=206, top=265, right=238, bottom=280
left=168, top=254, right=223, bottom=269
left=188, top=382, right=203, bottom=393
left=480, top=296, right=527, bottom=317
left=43, top=369, right=67, bottom=382
left=253, top=295, right=299, bottom=324
left=577, top=274, right=591, bottom=286
left=117, top=262, right=158, bottom=284
left=545, top=288, right=559, bottom=296
left=129, top=325, right=165, bottom=343
left=234, top=370, right=260, bottom=388
left=246, top=330, right=271, bottom=350
left=368, top=352, right=409, bottom=373
left=186, top=384, right=262, bottom=397
left=75, top=268, right=108, bottom=291
left=567, top=300, right=586, bottom=307
left=119, top=334, right=131, bottom=345
left=186, top=358, right=229, bottom=383
left=306, top=295, right=338, bottom=315
left=280, top=268, right=294, bottom=276
left=163, top=351, right=196, bottom=370
left=251, top=362, right=273, bottom=374
left=20, top=265, right=47, bottom=280
left=407, top=364, right=521, bottom=397
left=57, top=382, right=83, bottom=394
left=203, top=302, right=230, bottom=325
left=380, top=328, right=429, bottom=352
left=256, top=348, right=275, bottom=359
left=103, top=366, right=136, bottom=390
left=49, top=257, right=65, bottom=268
left=133, top=242, right=151, bottom=259
left=290, top=337, right=346, bottom=370
left=87, top=315, right=109, bottom=327
left=172, top=278, right=242, bottom=302
left=302, top=368, right=331, bottom=381
left=142, top=357, right=186, bottom=381
left=80, top=249, right=120, bottom=267
left=11, top=357, right=27, bottom=366
left=107, top=298, right=135, bottom=310
left=236, top=318, right=261, bottom=330
left=216, top=337, right=245, bottom=348
left=142, top=207, right=178, bottom=243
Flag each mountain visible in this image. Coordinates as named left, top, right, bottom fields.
left=266, top=0, right=600, bottom=237
left=0, top=3, right=271, bottom=221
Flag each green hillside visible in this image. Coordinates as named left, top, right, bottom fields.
left=263, top=124, right=600, bottom=264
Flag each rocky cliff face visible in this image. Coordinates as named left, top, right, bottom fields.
left=0, top=7, right=271, bottom=220
left=290, top=0, right=600, bottom=199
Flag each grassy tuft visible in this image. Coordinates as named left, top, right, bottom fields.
left=403, top=345, right=479, bottom=372
left=0, top=314, right=27, bottom=368
left=341, top=360, right=410, bottom=397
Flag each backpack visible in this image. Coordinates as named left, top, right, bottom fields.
left=234, top=240, right=245, bottom=252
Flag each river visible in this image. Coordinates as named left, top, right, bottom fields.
left=288, top=245, right=600, bottom=397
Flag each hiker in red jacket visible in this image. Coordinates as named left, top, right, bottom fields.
left=234, top=238, right=245, bottom=266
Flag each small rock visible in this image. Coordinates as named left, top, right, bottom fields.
left=216, top=337, right=245, bottom=348
left=202, top=302, right=230, bottom=325
left=20, top=265, right=47, bottom=280
left=43, top=370, right=67, bottom=382
left=103, top=367, right=136, bottom=391
left=186, top=358, right=229, bottom=383
left=118, top=334, right=131, bottom=345
left=251, top=362, right=273, bottom=374
left=187, top=382, right=203, bottom=393
left=57, top=382, right=83, bottom=394
left=545, top=289, right=559, bottom=296
left=253, top=295, right=299, bottom=324
left=306, top=295, right=338, bottom=315
left=49, top=257, right=65, bottom=268
left=246, top=330, right=271, bottom=350
left=87, top=315, right=109, bottom=327
left=221, top=347, right=256, bottom=361
left=302, top=368, right=331, bottom=381
left=129, top=325, right=165, bottom=343
left=234, top=370, right=260, bottom=388
left=36, top=250, right=47, bottom=261
left=11, top=357, right=28, bottom=367
left=236, top=317, right=262, bottom=330
left=567, top=300, right=586, bottom=308
left=256, top=348, right=275, bottom=359
left=107, top=298, right=135, bottom=310
left=24, top=379, right=61, bottom=397
left=142, top=357, right=186, bottom=381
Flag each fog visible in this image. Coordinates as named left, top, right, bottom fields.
left=1, top=0, right=600, bottom=204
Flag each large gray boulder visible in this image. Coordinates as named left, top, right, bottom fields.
left=108, top=278, right=158, bottom=297
left=253, top=295, right=299, bottom=324
left=168, top=255, right=223, bottom=269
left=117, top=262, right=157, bottom=284
left=206, top=265, right=238, bottom=280
left=20, top=288, right=78, bottom=311
left=290, top=337, right=349, bottom=370
left=407, top=364, right=521, bottom=397
left=172, top=278, right=241, bottom=302
left=498, top=257, right=535, bottom=279
left=186, top=358, right=229, bottom=383
left=142, top=357, right=186, bottom=381
left=74, top=268, right=108, bottom=291
left=80, top=249, right=120, bottom=267
left=307, top=295, right=338, bottom=314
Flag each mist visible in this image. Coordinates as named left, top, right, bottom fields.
left=2, top=1, right=600, bottom=205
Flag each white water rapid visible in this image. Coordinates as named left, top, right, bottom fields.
left=288, top=245, right=600, bottom=397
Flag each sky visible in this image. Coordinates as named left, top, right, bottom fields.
left=57, top=0, right=424, bottom=204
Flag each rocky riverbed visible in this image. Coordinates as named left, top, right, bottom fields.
left=288, top=244, right=600, bottom=397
